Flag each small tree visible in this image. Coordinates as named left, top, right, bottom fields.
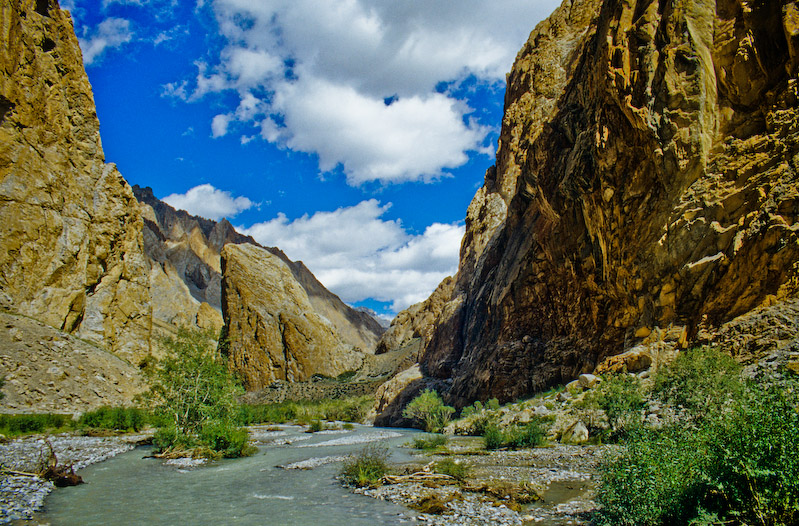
left=142, top=329, right=250, bottom=457
left=402, top=389, right=455, bottom=433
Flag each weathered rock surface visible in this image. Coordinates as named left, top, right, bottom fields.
left=136, top=184, right=383, bottom=354
left=221, top=243, right=368, bottom=390
left=0, top=0, right=151, bottom=364
left=0, top=311, right=144, bottom=413
left=378, top=0, right=799, bottom=413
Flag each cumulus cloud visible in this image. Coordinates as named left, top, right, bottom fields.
left=162, top=184, right=256, bottom=221
left=78, top=17, right=133, bottom=65
left=169, top=0, right=559, bottom=184
left=239, top=200, right=464, bottom=312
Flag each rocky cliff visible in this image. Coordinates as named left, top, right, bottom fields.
left=378, top=0, right=799, bottom=410
left=221, top=243, right=369, bottom=390
left=135, top=184, right=384, bottom=361
left=0, top=0, right=152, bottom=365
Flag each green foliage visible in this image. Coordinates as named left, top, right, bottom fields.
left=579, top=374, right=645, bottom=439
left=402, top=389, right=455, bottom=433
left=486, top=398, right=500, bottom=411
left=596, top=357, right=799, bottom=526
left=341, top=444, right=390, bottom=487
left=653, top=346, right=743, bottom=414
left=0, top=413, right=71, bottom=436
left=433, top=457, right=469, bottom=481
left=483, top=421, right=547, bottom=450
left=459, top=400, right=483, bottom=419
left=307, top=419, right=324, bottom=433
left=78, top=406, right=147, bottom=432
left=483, top=424, right=504, bottom=450
left=237, top=395, right=373, bottom=425
left=411, top=433, right=448, bottom=450
left=503, top=421, right=547, bottom=449
left=142, top=328, right=250, bottom=457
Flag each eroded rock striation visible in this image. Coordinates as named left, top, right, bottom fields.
left=0, top=0, right=151, bottom=364
left=378, top=0, right=799, bottom=411
left=221, top=244, right=368, bottom=390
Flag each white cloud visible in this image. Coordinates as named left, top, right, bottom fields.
left=78, top=17, right=133, bottom=65
left=271, top=78, right=489, bottom=184
left=162, top=184, right=255, bottom=220
left=239, top=200, right=464, bottom=312
left=174, top=0, right=560, bottom=184
left=211, top=113, right=233, bottom=138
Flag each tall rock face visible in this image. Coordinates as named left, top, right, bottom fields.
left=221, top=244, right=368, bottom=390
left=0, top=0, right=151, bottom=364
left=133, top=185, right=255, bottom=335
left=135, top=184, right=384, bottom=357
left=379, top=0, right=799, bottom=409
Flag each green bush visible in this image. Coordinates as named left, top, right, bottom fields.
left=0, top=413, right=71, bottom=435
left=486, top=398, right=500, bottom=411
left=483, top=421, right=547, bottom=450
left=483, top=424, right=504, bottom=450
left=579, top=374, right=645, bottom=439
left=503, top=421, right=547, bottom=449
left=307, top=419, right=324, bottom=433
left=433, top=458, right=469, bottom=481
left=199, top=420, right=252, bottom=458
left=142, top=329, right=250, bottom=457
left=341, top=444, right=390, bottom=486
left=596, top=375, right=799, bottom=525
left=459, top=400, right=483, bottom=419
left=411, top=433, right=448, bottom=450
left=402, top=389, right=455, bottom=433
left=79, top=406, right=147, bottom=432
left=653, top=346, right=743, bottom=414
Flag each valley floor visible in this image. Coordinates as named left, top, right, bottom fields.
left=358, top=437, right=610, bottom=525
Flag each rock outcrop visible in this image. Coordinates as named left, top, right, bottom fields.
left=0, top=0, right=151, bottom=364
left=136, top=184, right=384, bottom=363
left=221, top=243, right=368, bottom=389
left=377, top=0, right=799, bottom=411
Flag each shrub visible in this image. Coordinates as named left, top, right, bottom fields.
left=653, top=346, right=743, bottom=414
left=78, top=406, right=147, bottom=432
left=307, top=419, right=324, bottom=433
left=142, top=328, right=250, bottom=457
left=341, top=444, right=390, bottom=486
left=199, top=420, right=253, bottom=458
left=579, top=374, right=645, bottom=439
left=596, top=378, right=799, bottom=525
left=483, top=421, right=547, bottom=450
left=402, top=389, right=455, bottom=433
left=486, top=398, right=500, bottom=411
left=411, top=433, right=448, bottom=450
left=503, top=421, right=547, bottom=449
left=483, top=424, right=504, bottom=450
left=0, top=413, right=71, bottom=436
left=459, top=400, right=483, bottom=419
left=434, top=458, right=469, bottom=481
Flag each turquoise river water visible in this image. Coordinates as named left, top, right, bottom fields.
left=36, top=425, right=423, bottom=526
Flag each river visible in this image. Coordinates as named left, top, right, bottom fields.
left=36, top=425, right=422, bottom=526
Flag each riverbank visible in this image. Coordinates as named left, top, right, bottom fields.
left=0, top=433, right=149, bottom=523
left=352, top=437, right=611, bottom=525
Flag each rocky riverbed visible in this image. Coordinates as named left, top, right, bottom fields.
left=0, top=433, right=149, bottom=523
left=353, top=437, right=613, bottom=525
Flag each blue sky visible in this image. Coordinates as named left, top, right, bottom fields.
left=64, top=0, right=561, bottom=319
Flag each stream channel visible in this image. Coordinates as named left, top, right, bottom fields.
left=35, top=425, right=423, bottom=525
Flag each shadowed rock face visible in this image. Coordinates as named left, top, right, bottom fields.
left=377, top=0, right=799, bottom=410
left=0, top=0, right=152, bottom=364
left=221, top=244, right=368, bottom=390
